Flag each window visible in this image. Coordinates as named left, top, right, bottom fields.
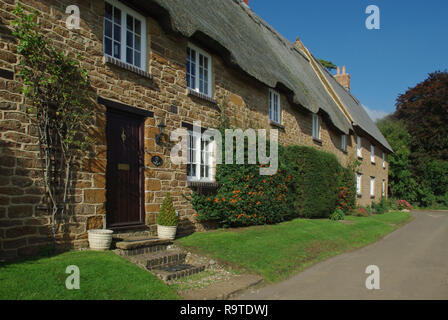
left=371, top=144, right=375, bottom=163
left=370, top=177, right=375, bottom=197
left=312, top=114, right=320, bottom=140
left=382, top=180, right=386, bottom=197
left=187, top=130, right=214, bottom=182
left=356, top=173, right=362, bottom=195
left=187, top=45, right=212, bottom=97
left=269, top=90, right=281, bottom=124
left=341, top=134, right=347, bottom=152
left=382, top=152, right=386, bottom=168
left=104, top=0, right=146, bottom=70
left=357, top=136, right=362, bottom=158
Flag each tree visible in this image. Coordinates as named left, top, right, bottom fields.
left=318, top=59, right=337, bottom=72
left=395, top=71, right=448, bottom=161
left=377, top=117, right=418, bottom=202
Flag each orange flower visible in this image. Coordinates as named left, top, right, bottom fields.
left=214, top=198, right=220, bottom=203
left=256, top=201, right=261, bottom=205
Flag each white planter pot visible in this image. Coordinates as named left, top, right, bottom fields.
left=88, top=229, right=113, bottom=250
left=157, top=225, right=177, bottom=240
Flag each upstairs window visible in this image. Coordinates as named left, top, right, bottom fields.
left=371, top=144, right=375, bottom=163
left=104, top=0, right=146, bottom=70
left=356, top=173, right=362, bottom=195
left=341, top=134, right=347, bottom=152
left=269, top=90, right=281, bottom=124
left=382, top=152, right=386, bottom=168
left=187, top=130, right=215, bottom=182
left=312, top=114, right=320, bottom=140
left=357, top=136, right=362, bottom=158
left=187, top=45, right=212, bottom=97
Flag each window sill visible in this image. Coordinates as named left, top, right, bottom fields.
left=187, top=88, right=217, bottom=104
left=357, top=194, right=362, bottom=198
left=104, top=55, right=153, bottom=80
left=358, top=156, right=363, bottom=160
left=313, top=137, right=322, bottom=145
left=370, top=195, right=375, bottom=199
left=371, top=161, right=376, bottom=165
left=270, top=120, right=285, bottom=130
left=187, top=181, right=220, bottom=189
left=341, top=149, right=348, bottom=154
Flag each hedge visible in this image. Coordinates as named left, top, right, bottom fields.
left=190, top=139, right=356, bottom=227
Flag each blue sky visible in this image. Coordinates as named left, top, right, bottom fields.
left=250, top=0, right=448, bottom=121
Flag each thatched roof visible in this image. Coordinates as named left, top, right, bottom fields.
left=124, top=0, right=392, bottom=152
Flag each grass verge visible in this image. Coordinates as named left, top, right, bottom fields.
left=0, top=250, right=180, bottom=300
left=176, top=211, right=412, bottom=283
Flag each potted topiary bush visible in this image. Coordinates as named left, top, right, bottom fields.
left=157, top=192, right=178, bottom=240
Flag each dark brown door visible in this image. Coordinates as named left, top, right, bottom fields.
left=106, top=109, right=144, bottom=228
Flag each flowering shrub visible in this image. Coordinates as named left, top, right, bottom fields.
left=190, top=163, right=292, bottom=227
left=354, top=207, right=369, bottom=217
left=396, top=199, right=412, bottom=211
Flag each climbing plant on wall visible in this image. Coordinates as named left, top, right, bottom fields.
left=11, top=3, right=95, bottom=244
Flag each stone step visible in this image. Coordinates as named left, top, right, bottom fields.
left=131, top=250, right=188, bottom=270
left=152, top=264, right=206, bottom=282
left=114, top=238, right=172, bottom=257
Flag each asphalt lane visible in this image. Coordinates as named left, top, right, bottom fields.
left=237, top=211, right=448, bottom=300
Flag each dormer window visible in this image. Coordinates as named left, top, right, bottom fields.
left=371, top=144, right=375, bottom=163
left=357, top=136, right=362, bottom=158
left=187, top=45, right=212, bottom=97
left=103, top=0, right=147, bottom=70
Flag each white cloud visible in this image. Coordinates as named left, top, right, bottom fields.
left=362, top=105, right=389, bottom=122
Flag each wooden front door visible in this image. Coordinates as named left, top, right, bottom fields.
left=106, top=109, right=144, bottom=228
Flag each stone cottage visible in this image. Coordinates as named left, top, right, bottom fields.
left=0, top=0, right=393, bottom=260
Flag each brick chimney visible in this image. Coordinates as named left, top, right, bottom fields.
left=334, top=66, right=351, bottom=91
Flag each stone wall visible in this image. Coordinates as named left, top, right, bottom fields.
left=0, top=0, right=389, bottom=260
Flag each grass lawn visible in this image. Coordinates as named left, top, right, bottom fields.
left=0, top=250, right=180, bottom=300
left=176, top=211, right=412, bottom=283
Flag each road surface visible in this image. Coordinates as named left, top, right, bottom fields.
left=237, top=211, right=448, bottom=300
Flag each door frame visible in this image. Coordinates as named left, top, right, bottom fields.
left=99, top=97, right=154, bottom=230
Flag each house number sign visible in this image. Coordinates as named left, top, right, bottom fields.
left=151, top=156, right=163, bottom=167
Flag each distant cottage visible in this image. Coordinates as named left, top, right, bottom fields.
left=0, top=0, right=392, bottom=260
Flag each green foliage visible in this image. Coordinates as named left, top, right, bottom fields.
left=190, top=141, right=354, bottom=227
left=11, top=3, right=94, bottom=242
left=318, top=59, right=337, bottom=72
left=158, top=193, right=178, bottom=226
left=281, top=146, right=345, bottom=218
left=371, top=198, right=388, bottom=215
left=377, top=117, right=418, bottom=202
left=329, top=208, right=345, bottom=221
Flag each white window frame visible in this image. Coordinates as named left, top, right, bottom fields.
left=269, top=89, right=281, bottom=124
left=186, top=130, right=215, bottom=182
left=103, top=0, right=147, bottom=71
left=341, top=134, right=347, bottom=152
left=382, top=152, right=386, bottom=168
left=357, top=136, right=362, bottom=158
left=382, top=179, right=386, bottom=197
left=356, top=173, right=362, bottom=195
left=371, top=144, right=375, bottom=163
left=312, top=114, right=320, bottom=140
left=370, top=177, right=375, bottom=197
left=186, top=44, right=213, bottom=97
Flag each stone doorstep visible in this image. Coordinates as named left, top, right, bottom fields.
left=114, top=238, right=173, bottom=256
left=153, top=264, right=206, bottom=282
left=182, top=274, right=264, bottom=300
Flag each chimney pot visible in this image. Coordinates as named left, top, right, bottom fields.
left=336, top=67, right=340, bottom=75
left=243, top=0, right=249, bottom=6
